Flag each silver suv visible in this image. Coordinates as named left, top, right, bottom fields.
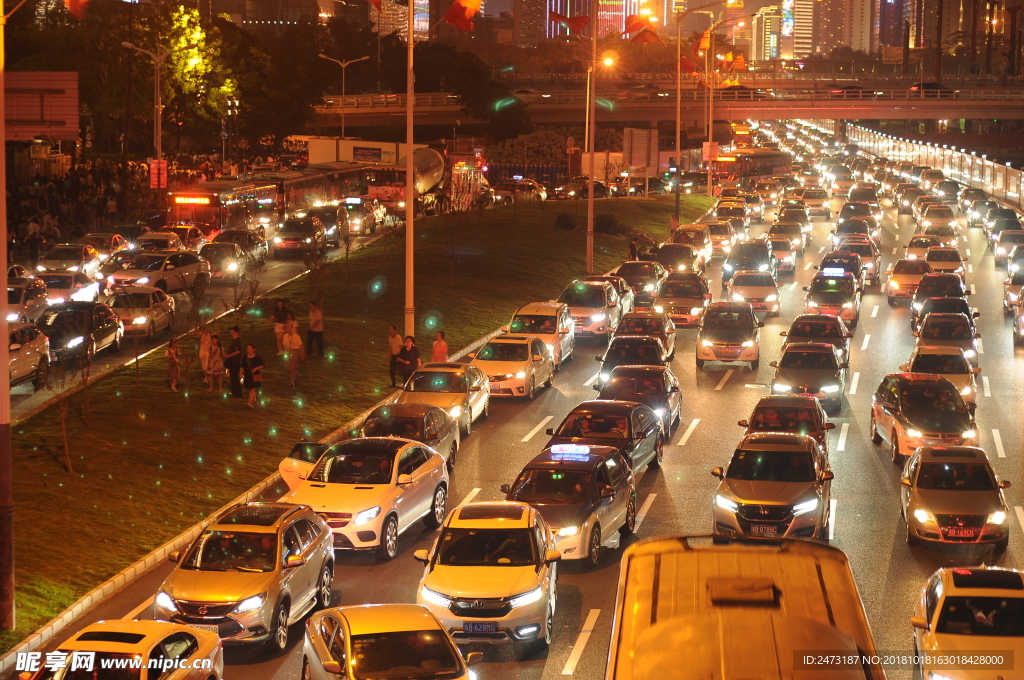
left=9, top=322, right=49, bottom=390
left=155, top=502, right=334, bottom=653
left=711, top=433, right=834, bottom=541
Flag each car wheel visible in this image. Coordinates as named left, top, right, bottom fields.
left=750, top=358, right=760, bottom=371
left=995, top=536, right=1010, bottom=553
left=301, top=657, right=312, bottom=680
left=891, top=430, right=903, bottom=464
left=265, top=601, right=290, bottom=653
left=315, top=562, right=333, bottom=609
left=32, top=357, right=49, bottom=391
left=527, top=377, right=536, bottom=400
left=586, top=525, right=602, bottom=568
left=424, top=485, right=447, bottom=529
left=446, top=442, right=457, bottom=473
left=906, top=520, right=920, bottom=547
left=482, top=398, right=489, bottom=418
left=146, top=322, right=156, bottom=341
left=696, top=358, right=705, bottom=369
left=619, top=496, right=636, bottom=536
left=648, top=436, right=664, bottom=469
left=888, top=296, right=896, bottom=307
left=870, top=412, right=883, bottom=445
left=375, top=515, right=399, bottom=561
left=86, top=340, right=97, bottom=361
left=543, top=369, right=553, bottom=388
left=463, top=411, right=472, bottom=436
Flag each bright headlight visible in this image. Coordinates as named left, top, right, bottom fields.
left=841, top=302, right=853, bottom=308
left=963, top=349, right=976, bottom=358
left=701, top=339, right=713, bottom=347
left=741, top=340, right=754, bottom=347
left=515, top=371, right=526, bottom=379
left=599, top=373, right=609, bottom=381
left=732, top=293, right=745, bottom=302
left=988, top=511, right=1007, bottom=525
left=421, top=586, right=451, bottom=608
left=912, top=302, right=923, bottom=310
left=227, top=262, right=239, bottom=271
left=66, top=336, right=85, bottom=348
left=233, top=593, right=266, bottom=614
left=5, top=313, right=17, bottom=321
left=889, top=280, right=900, bottom=289
left=774, top=383, right=792, bottom=392
left=354, top=506, right=381, bottom=526
left=783, top=255, right=794, bottom=262
left=644, top=284, right=655, bottom=291
left=304, top=238, right=312, bottom=243
left=591, top=313, right=606, bottom=322
left=107, top=275, right=116, bottom=283
left=913, top=508, right=933, bottom=523
left=509, top=587, right=544, bottom=609
left=155, top=591, right=178, bottom=612
left=766, top=294, right=778, bottom=301
left=98, top=253, right=109, bottom=260
left=758, top=264, right=768, bottom=272
left=922, top=220, right=932, bottom=227
left=273, top=237, right=282, bottom=243
left=716, top=495, right=738, bottom=512
left=557, top=526, right=579, bottom=537
left=136, top=277, right=149, bottom=284
left=998, top=247, right=1007, bottom=254
left=653, top=408, right=665, bottom=417
left=821, top=384, right=840, bottom=393
left=907, top=429, right=923, bottom=438
left=36, top=265, right=45, bottom=271
left=67, top=266, right=79, bottom=272
left=962, top=430, right=976, bottom=439
left=449, top=406, right=462, bottom=419
left=133, top=316, right=148, bottom=325
left=690, top=307, right=701, bottom=315
left=806, top=301, right=818, bottom=307
left=793, top=499, right=819, bottom=515
left=723, top=264, right=733, bottom=271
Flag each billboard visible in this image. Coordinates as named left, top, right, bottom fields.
left=780, top=0, right=794, bottom=36
left=5, top=72, right=79, bottom=142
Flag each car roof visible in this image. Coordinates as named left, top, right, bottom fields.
left=59, top=620, right=190, bottom=653
left=488, top=335, right=533, bottom=344
left=529, top=444, right=620, bottom=470
left=731, top=269, right=777, bottom=279
left=367, top=402, right=437, bottom=418
left=707, top=301, right=754, bottom=311
left=515, top=302, right=564, bottom=315
left=921, top=312, right=970, bottom=321
left=339, top=604, right=447, bottom=636
left=781, top=342, right=836, bottom=353
left=569, top=399, right=640, bottom=415
left=210, top=502, right=302, bottom=531
left=939, top=567, right=1024, bottom=595
left=418, top=362, right=469, bottom=373
left=739, top=432, right=817, bottom=451
left=916, top=446, right=989, bottom=463
left=111, top=286, right=160, bottom=294
left=621, top=309, right=667, bottom=319
left=890, top=372, right=954, bottom=387
left=914, top=345, right=968, bottom=356
left=753, top=395, right=822, bottom=409
left=8, top=321, right=38, bottom=333
left=448, top=501, right=533, bottom=529
left=607, top=365, right=670, bottom=377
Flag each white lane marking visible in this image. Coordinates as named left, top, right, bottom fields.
left=521, top=416, right=554, bottom=442
left=818, top=245, right=826, bottom=253
left=789, top=281, right=798, bottom=291
left=584, top=371, right=600, bottom=386
left=971, top=283, right=977, bottom=294
left=837, top=423, right=850, bottom=452
left=892, top=246, right=898, bottom=254
left=977, top=338, right=984, bottom=354
left=803, top=261, right=814, bottom=270
left=968, top=264, right=974, bottom=273
left=993, top=429, right=1006, bottom=458
left=1015, top=507, right=1024, bottom=534
left=983, top=376, right=991, bottom=397
left=715, top=370, right=734, bottom=391
left=861, top=334, right=871, bottom=351
left=966, top=248, right=972, bottom=256
left=125, top=596, right=154, bottom=621
left=634, top=493, right=657, bottom=532
left=849, top=372, right=860, bottom=395
left=829, top=498, right=838, bottom=541
left=562, top=609, right=602, bottom=675
left=677, top=418, right=701, bottom=445
left=871, top=305, right=879, bottom=318
left=458, top=488, right=481, bottom=506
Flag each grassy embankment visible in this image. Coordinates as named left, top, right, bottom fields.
left=1, top=193, right=714, bottom=653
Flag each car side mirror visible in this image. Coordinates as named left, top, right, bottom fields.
left=599, top=486, right=615, bottom=499
left=973, top=311, right=980, bottom=318
left=912, top=331, right=919, bottom=337
left=1001, top=480, right=1012, bottom=489
left=737, top=419, right=749, bottom=427
left=779, top=331, right=788, bottom=337
left=911, top=616, right=929, bottom=630
left=900, top=478, right=912, bottom=487
left=964, top=290, right=972, bottom=294
left=802, top=286, right=810, bottom=291
left=545, top=549, right=562, bottom=564
left=711, top=466, right=724, bottom=479
left=470, top=385, right=481, bottom=392
left=821, top=471, right=835, bottom=481
left=467, top=352, right=476, bottom=359
left=595, top=356, right=603, bottom=362
left=321, top=661, right=343, bottom=674
left=757, top=322, right=765, bottom=328
left=841, top=362, right=849, bottom=369
left=545, top=428, right=554, bottom=436
left=900, top=364, right=909, bottom=372
left=592, top=384, right=601, bottom=391
left=973, top=367, right=982, bottom=374
left=167, top=550, right=180, bottom=563
left=413, top=549, right=430, bottom=564
left=8, top=343, right=20, bottom=351
left=670, top=385, right=680, bottom=392
left=769, top=361, right=778, bottom=368
left=286, top=555, right=306, bottom=569
left=500, top=483, right=511, bottom=494
left=975, top=333, right=982, bottom=338
left=397, top=474, right=414, bottom=486
left=165, top=264, right=175, bottom=270
left=533, top=354, right=543, bottom=362
left=500, top=325, right=509, bottom=332
left=609, top=301, right=618, bottom=307
left=823, top=423, right=836, bottom=430
left=465, top=651, right=484, bottom=666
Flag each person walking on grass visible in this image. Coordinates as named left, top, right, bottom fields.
left=206, top=335, right=224, bottom=393
left=396, top=335, right=421, bottom=384
left=225, top=326, right=243, bottom=397
left=431, top=330, right=448, bottom=362
left=165, top=337, right=181, bottom=392
left=307, top=301, right=324, bottom=358
left=272, top=299, right=290, bottom=355
left=282, top=323, right=305, bottom=387
left=242, top=344, right=265, bottom=408
left=387, top=325, right=403, bottom=387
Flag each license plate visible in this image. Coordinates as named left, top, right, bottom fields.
left=947, top=527, right=975, bottom=538
left=750, top=524, right=778, bottom=535
left=463, top=622, right=497, bottom=634
left=187, top=623, right=220, bottom=634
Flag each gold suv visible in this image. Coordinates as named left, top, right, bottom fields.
left=154, top=502, right=334, bottom=654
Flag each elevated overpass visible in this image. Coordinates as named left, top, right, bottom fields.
left=315, top=88, right=1024, bottom=127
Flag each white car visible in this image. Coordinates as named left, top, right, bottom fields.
left=831, top=174, right=856, bottom=196
left=727, top=270, right=781, bottom=316
left=415, top=501, right=560, bottom=652
left=556, top=279, right=622, bottom=341
left=913, top=567, right=1024, bottom=680
left=392, top=363, right=490, bottom=435
left=135, top=232, right=184, bottom=252
left=37, top=244, right=102, bottom=278
left=905, top=235, right=942, bottom=260
left=887, top=258, right=933, bottom=305
left=108, top=251, right=210, bottom=294
left=924, top=246, right=965, bottom=276
left=105, top=286, right=175, bottom=337
left=280, top=437, right=449, bottom=561
left=470, top=334, right=554, bottom=399
left=900, top=345, right=980, bottom=407
left=38, top=271, right=100, bottom=304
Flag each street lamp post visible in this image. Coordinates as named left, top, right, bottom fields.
left=318, top=54, right=370, bottom=139
left=404, top=0, right=415, bottom=337
left=121, top=42, right=197, bottom=162
left=586, top=0, right=598, bottom=274
left=702, top=14, right=753, bottom=196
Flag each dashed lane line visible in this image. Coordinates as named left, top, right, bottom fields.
left=977, top=337, right=984, bottom=354
left=849, top=372, right=860, bottom=395
left=521, top=416, right=554, bottom=442
left=1015, top=506, right=1024, bottom=534
left=789, top=281, right=799, bottom=291
left=634, top=493, right=657, bottom=532
left=968, top=264, right=974, bottom=274
left=861, top=335, right=871, bottom=351
left=837, top=423, right=849, bottom=452
left=892, top=247, right=898, bottom=255
left=715, top=370, right=734, bottom=391
left=458, top=488, right=481, bottom=506
left=871, top=305, right=879, bottom=318
left=829, top=498, right=838, bottom=541
left=993, top=429, right=1006, bottom=458
left=804, top=261, right=814, bottom=270
left=561, top=609, right=602, bottom=675
left=584, top=371, right=600, bottom=386
left=677, top=418, right=700, bottom=446
left=983, top=376, right=991, bottom=397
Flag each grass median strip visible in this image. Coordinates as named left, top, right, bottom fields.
left=2, top=194, right=713, bottom=653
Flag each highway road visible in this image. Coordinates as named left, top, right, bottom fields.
left=23, top=192, right=1024, bottom=680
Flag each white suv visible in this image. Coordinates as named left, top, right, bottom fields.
left=556, top=280, right=621, bottom=341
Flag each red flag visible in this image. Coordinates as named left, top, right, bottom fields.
left=64, top=0, right=88, bottom=19
left=697, top=28, right=711, bottom=50
left=362, top=0, right=381, bottom=11
left=631, top=27, right=664, bottom=44
left=733, top=54, right=746, bottom=70
left=444, top=0, right=482, bottom=31
left=678, top=55, right=699, bottom=73
left=624, top=14, right=650, bottom=34
left=549, top=11, right=590, bottom=33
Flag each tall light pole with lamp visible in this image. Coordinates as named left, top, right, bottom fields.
left=120, top=42, right=198, bottom=163
left=701, top=14, right=753, bottom=196
left=318, top=54, right=370, bottom=139
left=585, top=0, right=599, bottom=274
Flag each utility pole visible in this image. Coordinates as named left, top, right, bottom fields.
left=586, top=0, right=597, bottom=274
left=971, top=0, right=981, bottom=62
left=935, top=0, right=944, bottom=80
left=318, top=54, right=370, bottom=139
left=404, top=0, right=415, bottom=337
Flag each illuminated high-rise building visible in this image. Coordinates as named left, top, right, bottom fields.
left=752, top=5, right=782, bottom=60
left=815, top=0, right=871, bottom=53
left=725, top=0, right=751, bottom=46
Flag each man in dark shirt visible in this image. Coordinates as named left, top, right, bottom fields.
left=224, top=326, right=243, bottom=397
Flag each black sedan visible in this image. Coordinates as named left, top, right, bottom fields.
left=594, top=364, right=681, bottom=435
left=501, top=444, right=636, bottom=567
left=359, top=402, right=461, bottom=471
left=37, top=301, right=123, bottom=362
left=611, top=261, right=669, bottom=304
left=596, top=336, right=670, bottom=386
left=544, top=400, right=665, bottom=470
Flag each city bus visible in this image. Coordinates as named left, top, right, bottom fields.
left=713, top=147, right=793, bottom=189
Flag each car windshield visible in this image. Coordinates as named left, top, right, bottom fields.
left=780, top=350, right=837, bottom=369
left=778, top=210, right=806, bottom=222
left=805, top=190, right=828, bottom=199
left=726, top=449, right=816, bottom=482
left=349, top=630, right=461, bottom=679
left=33, top=652, right=142, bottom=679
left=716, top=207, right=744, bottom=217
left=510, top=315, right=556, bottom=334
left=901, top=387, right=967, bottom=413
left=164, top=228, right=192, bottom=239
left=810, top=278, right=854, bottom=294
left=40, top=274, right=74, bottom=289
left=436, top=528, right=536, bottom=566
left=108, top=293, right=149, bottom=309
left=927, top=249, right=961, bottom=262
left=79, top=236, right=108, bottom=249
left=179, top=530, right=276, bottom=572
left=841, top=205, right=870, bottom=216
left=1009, top=272, right=1024, bottom=286
left=733, top=274, right=775, bottom=287
left=605, top=341, right=661, bottom=363
left=215, top=231, right=247, bottom=244
left=789, top=321, right=842, bottom=338
left=916, top=462, right=997, bottom=490
left=708, top=224, right=732, bottom=235
left=509, top=469, right=593, bottom=504
left=136, top=236, right=169, bottom=247
left=127, top=255, right=166, bottom=271
left=921, top=320, right=973, bottom=340
left=363, top=416, right=423, bottom=439
left=477, top=342, right=529, bottom=362
left=935, top=597, right=1024, bottom=637
left=911, top=354, right=969, bottom=374
left=199, top=245, right=236, bottom=261
left=618, top=317, right=664, bottom=334
left=617, top=262, right=658, bottom=277
left=405, top=372, right=468, bottom=393
left=849, top=189, right=876, bottom=201
left=704, top=311, right=753, bottom=330
left=1002, top=234, right=1024, bottom=245
left=601, top=375, right=665, bottom=396
left=895, top=260, right=931, bottom=275
left=749, top=407, right=818, bottom=431
left=909, top=238, right=941, bottom=249
left=768, top=239, right=793, bottom=252
left=841, top=243, right=874, bottom=257
left=559, top=286, right=605, bottom=308
left=311, top=449, right=396, bottom=484
left=39, top=309, right=89, bottom=330
left=280, top=221, right=314, bottom=235
left=555, top=412, right=631, bottom=439
left=45, top=247, right=82, bottom=260
left=926, top=207, right=955, bottom=218
left=919, top=279, right=964, bottom=296
left=926, top=226, right=957, bottom=237
left=661, top=281, right=703, bottom=297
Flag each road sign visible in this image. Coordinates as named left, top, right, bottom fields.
left=702, top=142, right=719, bottom=161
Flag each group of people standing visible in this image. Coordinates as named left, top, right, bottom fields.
left=387, top=326, right=449, bottom=388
